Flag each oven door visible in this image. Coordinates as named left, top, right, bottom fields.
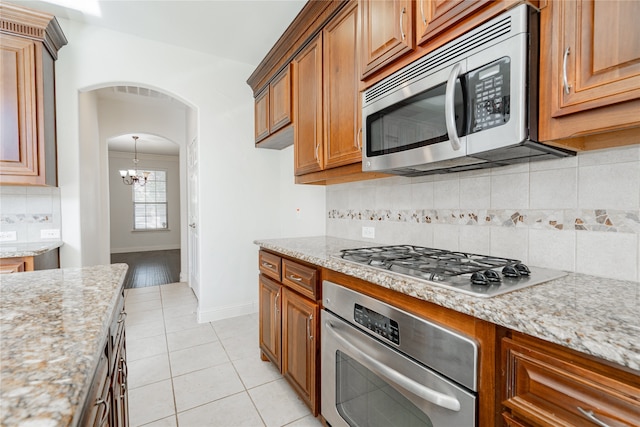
left=321, top=310, right=476, bottom=427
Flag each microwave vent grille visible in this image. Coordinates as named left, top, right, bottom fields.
left=365, top=15, right=512, bottom=105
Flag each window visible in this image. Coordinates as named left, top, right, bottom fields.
left=133, top=170, right=168, bottom=230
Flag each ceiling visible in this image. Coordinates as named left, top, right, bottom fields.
left=9, top=0, right=306, bottom=155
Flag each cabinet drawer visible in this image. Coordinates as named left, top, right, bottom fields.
left=502, top=337, right=640, bottom=427
left=282, top=259, right=317, bottom=300
left=259, top=251, right=282, bottom=281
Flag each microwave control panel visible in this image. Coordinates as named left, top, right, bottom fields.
left=354, top=303, right=400, bottom=345
left=469, top=57, right=511, bottom=133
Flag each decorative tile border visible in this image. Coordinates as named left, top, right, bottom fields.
left=328, top=208, right=640, bottom=233
left=0, top=214, right=53, bottom=224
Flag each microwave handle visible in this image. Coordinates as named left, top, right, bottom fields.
left=445, top=63, right=463, bottom=151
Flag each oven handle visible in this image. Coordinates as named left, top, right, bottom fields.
left=445, top=63, right=463, bottom=152
left=325, top=320, right=462, bottom=412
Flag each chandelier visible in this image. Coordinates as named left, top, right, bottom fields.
left=119, top=136, right=150, bottom=186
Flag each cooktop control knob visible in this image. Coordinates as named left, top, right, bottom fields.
left=502, top=265, right=521, bottom=278
left=470, top=272, right=489, bottom=285
left=515, top=263, right=531, bottom=276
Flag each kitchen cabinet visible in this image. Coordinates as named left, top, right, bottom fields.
left=259, top=274, right=282, bottom=367
left=294, top=1, right=362, bottom=178
left=539, top=0, right=640, bottom=149
left=80, top=289, right=129, bottom=426
left=0, top=3, right=66, bottom=186
left=293, top=35, right=324, bottom=175
left=502, top=332, right=640, bottom=427
left=360, top=0, right=414, bottom=79
left=0, top=248, right=60, bottom=274
left=281, top=287, right=318, bottom=412
left=415, top=0, right=492, bottom=46
left=254, top=65, right=293, bottom=148
left=0, top=256, right=31, bottom=273
left=257, top=250, right=321, bottom=415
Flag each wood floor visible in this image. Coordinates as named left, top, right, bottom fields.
left=111, top=249, right=180, bottom=289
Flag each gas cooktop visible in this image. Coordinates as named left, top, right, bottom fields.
left=337, top=245, right=566, bottom=297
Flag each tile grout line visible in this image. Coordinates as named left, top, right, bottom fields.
left=160, top=285, right=181, bottom=427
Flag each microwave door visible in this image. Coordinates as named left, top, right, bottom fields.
left=363, top=63, right=469, bottom=173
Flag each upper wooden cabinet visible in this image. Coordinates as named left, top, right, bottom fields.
left=293, top=35, right=324, bottom=175
left=360, top=0, right=414, bottom=79
left=294, top=2, right=362, bottom=178
left=415, top=0, right=492, bottom=46
left=539, top=0, right=640, bottom=148
left=0, top=3, right=66, bottom=186
left=254, top=65, right=292, bottom=147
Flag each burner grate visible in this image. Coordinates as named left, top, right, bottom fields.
left=340, top=245, right=521, bottom=278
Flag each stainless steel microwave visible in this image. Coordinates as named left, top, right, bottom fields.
left=362, top=4, right=574, bottom=176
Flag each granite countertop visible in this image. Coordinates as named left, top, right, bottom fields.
left=0, top=263, right=128, bottom=426
left=0, top=241, right=63, bottom=258
left=255, top=236, right=640, bottom=373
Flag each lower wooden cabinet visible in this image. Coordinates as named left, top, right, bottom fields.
left=259, top=274, right=282, bottom=367
left=80, top=289, right=129, bottom=426
left=502, top=332, right=640, bottom=427
left=258, top=251, right=320, bottom=415
left=281, top=287, right=319, bottom=412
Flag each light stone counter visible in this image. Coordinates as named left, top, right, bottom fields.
left=0, top=241, right=63, bottom=258
left=255, top=236, right=640, bottom=372
left=0, top=263, right=128, bottom=426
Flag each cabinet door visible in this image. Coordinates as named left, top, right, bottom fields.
left=114, top=329, right=129, bottom=427
left=281, top=288, right=319, bottom=415
left=539, top=0, right=640, bottom=141
left=0, top=34, right=45, bottom=185
left=323, top=2, right=362, bottom=170
left=259, top=274, right=282, bottom=368
left=415, top=0, right=492, bottom=46
left=254, top=88, right=270, bottom=142
left=502, top=336, right=640, bottom=427
left=360, top=0, right=414, bottom=79
left=293, top=35, right=323, bottom=175
left=269, top=65, right=292, bottom=134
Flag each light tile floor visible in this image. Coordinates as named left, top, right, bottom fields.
left=125, top=283, right=323, bottom=427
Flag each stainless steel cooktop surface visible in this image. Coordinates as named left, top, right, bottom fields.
left=337, top=245, right=566, bottom=297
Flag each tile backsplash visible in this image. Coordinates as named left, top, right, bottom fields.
left=327, top=145, right=640, bottom=282
left=0, top=186, right=61, bottom=244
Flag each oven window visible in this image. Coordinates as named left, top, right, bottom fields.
left=335, top=351, right=434, bottom=427
left=366, top=80, right=464, bottom=157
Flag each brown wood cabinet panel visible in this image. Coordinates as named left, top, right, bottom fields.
left=293, top=35, right=324, bottom=175
left=0, top=35, right=43, bottom=185
left=415, top=0, right=492, bottom=46
left=360, top=0, right=414, bottom=79
left=254, top=88, right=269, bottom=142
left=269, top=65, right=292, bottom=134
left=259, top=250, right=282, bottom=281
left=323, top=2, right=362, bottom=170
left=282, top=259, right=318, bottom=301
left=281, top=287, right=319, bottom=415
left=259, top=274, right=282, bottom=368
left=0, top=256, right=34, bottom=273
left=539, top=0, right=640, bottom=145
left=502, top=334, right=640, bottom=427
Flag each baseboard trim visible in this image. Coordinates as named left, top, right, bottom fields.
left=110, top=244, right=180, bottom=254
left=197, top=301, right=258, bottom=323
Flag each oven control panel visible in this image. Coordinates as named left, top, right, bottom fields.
left=468, top=57, right=511, bottom=134
left=354, top=303, right=399, bottom=345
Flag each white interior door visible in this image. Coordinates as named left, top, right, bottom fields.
left=187, top=136, right=200, bottom=298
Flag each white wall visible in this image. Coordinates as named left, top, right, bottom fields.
left=108, top=152, right=181, bottom=253
left=327, top=145, right=640, bottom=283
left=54, top=19, right=326, bottom=322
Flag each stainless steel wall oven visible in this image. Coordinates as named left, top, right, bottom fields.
left=321, top=281, right=478, bottom=426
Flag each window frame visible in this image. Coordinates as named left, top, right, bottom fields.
left=132, top=168, right=169, bottom=231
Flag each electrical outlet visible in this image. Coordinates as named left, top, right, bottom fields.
left=0, top=231, right=17, bottom=242
left=362, top=226, right=375, bottom=239
left=40, top=229, right=60, bottom=239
